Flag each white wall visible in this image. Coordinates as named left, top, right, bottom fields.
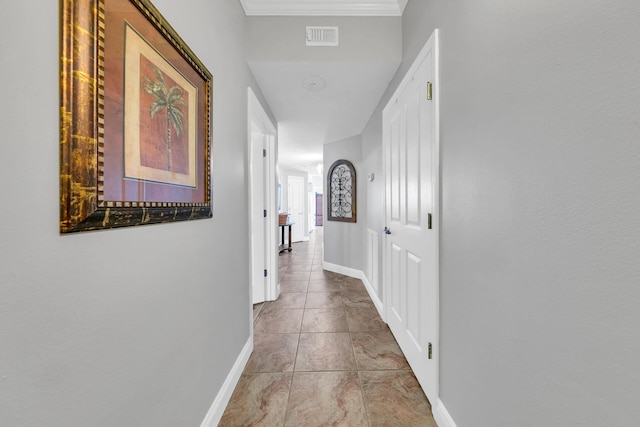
left=361, top=0, right=640, bottom=425
left=0, top=1, right=272, bottom=425
left=323, top=135, right=365, bottom=271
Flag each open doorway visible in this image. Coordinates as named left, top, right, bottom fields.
left=287, top=175, right=305, bottom=243
left=248, top=88, right=278, bottom=305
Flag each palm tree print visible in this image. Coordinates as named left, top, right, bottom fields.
left=142, top=64, right=187, bottom=172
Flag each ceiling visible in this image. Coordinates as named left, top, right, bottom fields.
left=241, top=0, right=407, bottom=175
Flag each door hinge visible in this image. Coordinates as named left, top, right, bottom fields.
left=428, top=213, right=432, bottom=230
left=264, top=209, right=267, bottom=218
left=264, top=269, right=268, bottom=277
left=428, top=342, right=433, bottom=359
left=263, top=149, right=267, bottom=157
left=427, top=82, right=433, bottom=101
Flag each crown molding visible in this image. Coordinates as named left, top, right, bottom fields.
left=240, top=0, right=408, bottom=16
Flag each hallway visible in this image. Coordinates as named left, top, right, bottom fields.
left=220, top=228, right=437, bottom=426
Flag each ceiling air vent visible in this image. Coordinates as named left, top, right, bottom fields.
left=306, top=26, right=339, bottom=47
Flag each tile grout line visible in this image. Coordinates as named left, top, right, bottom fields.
left=281, top=250, right=311, bottom=427
left=344, top=268, right=373, bottom=427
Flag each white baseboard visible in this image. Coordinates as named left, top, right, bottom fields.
left=432, top=399, right=457, bottom=427
left=359, top=273, right=384, bottom=320
left=322, top=260, right=361, bottom=279
left=322, top=261, right=385, bottom=322
left=200, top=337, right=253, bottom=427
left=274, top=282, right=281, bottom=301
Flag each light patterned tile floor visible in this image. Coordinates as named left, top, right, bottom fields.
left=220, top=228, right=437, bottom=427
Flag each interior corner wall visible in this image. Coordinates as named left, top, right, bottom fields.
left=323, top=135, right=365, bottom=272
left=0, top=1, right=266, bottom=426
left=360, top=0, right=640, bottom=425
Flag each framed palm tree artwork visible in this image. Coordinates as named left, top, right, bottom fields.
left=60, top=0, right=212, bottom=233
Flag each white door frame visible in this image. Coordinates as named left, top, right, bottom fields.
left=248, top=88, right=278, bottom=310
left=249, top=131, right=267, bottom=304
left=382, top=29, right=440, bottom=401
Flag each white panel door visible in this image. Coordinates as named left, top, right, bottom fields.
left=288, top=175, right=305, bottom=243
left=250, top=132, right=267, bottom=304
left=383, top=30, right=439, bottom=403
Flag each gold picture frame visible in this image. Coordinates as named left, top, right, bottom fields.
left=60, top=0, right=212, bottom=233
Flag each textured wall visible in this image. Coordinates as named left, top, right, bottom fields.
left=0, top=1, right=270, bottom=425
left=361, top=0, right=640, bottom=425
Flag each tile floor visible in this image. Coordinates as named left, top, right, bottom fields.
left=219, top=228, right=437, bottom=427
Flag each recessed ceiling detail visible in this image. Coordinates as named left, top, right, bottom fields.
left=240, top=0, right=408, bottom=16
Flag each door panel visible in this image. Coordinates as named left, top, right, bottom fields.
left=383, top=30, right=439, bottom=403
left=406, top=250, right=422, bottom=348
left=390, top=111, right=402, bottom=222
left=390, top=243, right=402, bottom=321
left=406, top=91, right=422, bottom=228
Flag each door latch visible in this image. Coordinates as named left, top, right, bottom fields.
left=383, top=227, right=391, bottom=235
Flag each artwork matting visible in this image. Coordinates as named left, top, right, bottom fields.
left=60, top=0, right=212, bottom=233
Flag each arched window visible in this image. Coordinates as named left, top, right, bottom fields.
left=327, top=159, right=356, bottom=223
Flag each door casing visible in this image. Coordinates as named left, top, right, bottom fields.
left=248, top=88, right=278, bottom=308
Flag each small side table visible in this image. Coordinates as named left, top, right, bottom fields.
left=278, top=222, right=295, bottom=253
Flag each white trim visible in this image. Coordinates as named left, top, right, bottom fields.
left=240, top=0, right=407, bottom=16
left=322, top=260, right=360, bottom=279
left=266, top=134, right=279, bottom=302
left=432, top=399, right=457, bottom=427
left=322, top=261, right=384, bottom=320
left=359, top=272, right=384, bottom=320
left=248, top=88, right=277, bottom=134
left=199, top=338, right=253, bottom=427
left=433, top=28, right=442, bottom=400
